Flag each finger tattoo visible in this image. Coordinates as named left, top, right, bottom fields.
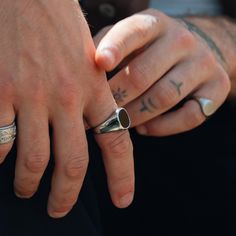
left=170, top=80, right=183, bottom=96
left=112, top=88, right=128, bottom=103
left=140, top=98, right=157, bottom=113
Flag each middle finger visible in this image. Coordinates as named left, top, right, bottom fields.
left=125, top=59, right=210, bottom=127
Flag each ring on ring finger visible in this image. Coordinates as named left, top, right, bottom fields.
left=191, top=97, right=217, bottom=118
left=0, top=122, right=17, bottom=145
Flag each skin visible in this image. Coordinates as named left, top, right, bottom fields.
left=0, top=0, right=135, bottom=218
left=95, top=9, right=235, bottom=137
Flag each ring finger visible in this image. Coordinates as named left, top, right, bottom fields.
left=136, top=74, right=230, bottom=136
left=14, top=103, right=50, bottom=198
left=0, top=102, right=16, bottom=164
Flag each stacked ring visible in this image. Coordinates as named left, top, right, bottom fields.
left=0, top=122, right=17, bottom=145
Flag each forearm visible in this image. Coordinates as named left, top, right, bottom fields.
left=181, top=16, right=236, bottom=100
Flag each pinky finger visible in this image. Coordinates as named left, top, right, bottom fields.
left=136, top=76, right=230, bottom=136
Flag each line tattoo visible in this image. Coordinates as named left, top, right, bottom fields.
left=170, top=80, right=183, bottom=96
left=181, top=19, right=226, bottom=64
left=140, top=98, right=157, bottom=113
left=112, top=88, right=128, bottom=103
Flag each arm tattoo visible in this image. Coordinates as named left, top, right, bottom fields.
left=140, top=98, right=157, bottom=113
left=112, top=88, right=127, bottom=103
left=170, top=80, right=183, bottom=96
left=181, top=19, right=226, bottom=65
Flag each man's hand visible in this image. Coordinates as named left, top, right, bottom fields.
left=0, top=0, right=134, bottom=218
left=95, top=9, right=233, bottom=136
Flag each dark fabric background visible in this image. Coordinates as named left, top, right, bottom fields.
left=84, top=1, right=236, bottom=236
left=90, top=102, right=236, bottom=236
left=0, top=1, right=235, bottom=236
left=221, top=0, right=236, bottom=17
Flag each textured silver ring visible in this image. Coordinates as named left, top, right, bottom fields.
left=192, top=97, right=217, bottom=118
left=0, top=122, right=17, bottom=145
left=93, top=108, right=131, bottom=134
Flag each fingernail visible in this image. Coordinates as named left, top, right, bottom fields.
left=136, top=126, right=148, bottom=136
left=119, top=192, right=134, bottom=208
left=100, top=49, right=115, bottom=67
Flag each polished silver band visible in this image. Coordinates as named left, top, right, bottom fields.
left=94, top=108, right=131, bottom=134
left=0, top=122, right=17, bottom=145
left=192, top=97, right=217, bottom=118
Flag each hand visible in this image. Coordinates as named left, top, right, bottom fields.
left=95, top=9, right=231, bottom=136
left=0, top=0, right=134, bottom=218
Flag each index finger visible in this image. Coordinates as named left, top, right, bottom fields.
left=95, top=10, right=165, bottom=71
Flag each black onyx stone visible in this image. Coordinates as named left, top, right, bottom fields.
left=118, top=109, right=130, bottom=129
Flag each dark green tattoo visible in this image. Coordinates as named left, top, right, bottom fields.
left=112, top=88, right=127, bottom=103
left=182, top=19, right=226, bottom=64
left=140, top=98, right=157, bottom=113
left=170, top=80, right=183, bottom=96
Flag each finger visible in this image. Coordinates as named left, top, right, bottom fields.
left=93, top=26, right=112, bottom=48
left=85, top=82, right=134, bottom=209
left=95, top=130, right=134, bottom=209
left=96, top=10, right=165, bottom=71
left=136, top=73, right=230, bottom=136
left=108, top=29, right=193, bottom=107
left=125, top=59, right=208, bottom=127
left=0, top=102, right=15, bottom=164
left=48, top=111, right=89, bottom=218
left=14, top=105, right=50, bottom=198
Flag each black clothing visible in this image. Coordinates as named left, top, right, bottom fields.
left=0, top=1, right=236, bottom=235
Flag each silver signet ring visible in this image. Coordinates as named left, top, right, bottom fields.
left=93, top=108, right=131, bottom=134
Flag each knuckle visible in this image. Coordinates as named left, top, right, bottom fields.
left=25, top=154, right=48, bottom=173
left=15, top=177, right=39, bottom=196
left=199, top=51, right=216, bottom=73
left=27, top=81, right=47, bottom=103
left=53, top=194, right=78, bottom=212
left=106, top=131, right=132, bottom=156
left=56, top=80, right=82, bottom=109
left=65, top=154, right=89, bottom=178
left=131, top=15, right=158, bottom=39
left=148, top=8, right=166, bottom=22
left=128, top=62, right=150, bottom=92
left=174, top=28, right=196, bottom=50
left=107, top=36, right=128, bottom=62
